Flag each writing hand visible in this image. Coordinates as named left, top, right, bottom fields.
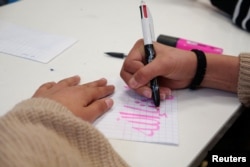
left=120, top=39, right=197, bottom=99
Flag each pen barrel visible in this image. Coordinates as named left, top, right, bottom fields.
left=150, top=78, right=160, bottom=107
left=144, top=44, right=160, bottom=107
left=144, top=44, right=155, bottom=64
left=141, top=21, right=153, bottom=44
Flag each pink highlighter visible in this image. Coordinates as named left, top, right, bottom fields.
left=157, top=34, right=223, bottom=54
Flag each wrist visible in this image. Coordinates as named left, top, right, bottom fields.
left=200, top=54, right=239, bottom=92
left=177, top=50, right=198, bottom=88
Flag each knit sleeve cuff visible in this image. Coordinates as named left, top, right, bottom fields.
left=7, top=97, right=74, bottom=122
left=5, top=98, right=129, bottom=166
left=237, top=53, right=250, bottom=107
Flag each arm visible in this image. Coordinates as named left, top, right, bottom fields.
left=0, top=76, right=129, bottom=167
left=120, top=39, right=250, bottom=106
left=201, top=53, right=239, bottom=93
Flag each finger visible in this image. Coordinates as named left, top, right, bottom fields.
left=57, top=75, right=81, bottom=88
left=134, top=86, right=152, bottom=99
left=120, top=60, right=144, bottom=87
left=80, top=85, right=115, bottom=105
left=127, top=55, right=165, bottom=89
left=122, top=40, right=161, bottom=89
left=32, top=82, right=56, bottom=97
left=123, top=39, right=145, bottom=70
left=122, top=58, right=144, bottom=74
left=83, top=78, right=108, bottom=87
left=120, top=40, right=145, bottom=86
left=124, top=40, right=145, bottom=69
left=78, top=98, right=114, bottom=123
left=120, top=69, right=134, bottom=86
left=133, top=85, right=171, bottom=100
left=128, top=39, right=145, bottom=60
left=159, top=87, right=172, bottom=100
left=39, top=82, right=57, bottom=90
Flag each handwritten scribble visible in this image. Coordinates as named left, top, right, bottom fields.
left=119, top=111, right=161, bottom=136
left=95, top=80, right=178, bottom=145
left=117, top=88, right=170, bottom=136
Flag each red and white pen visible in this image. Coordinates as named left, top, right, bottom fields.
left=140, top=1, right=160, bottom=107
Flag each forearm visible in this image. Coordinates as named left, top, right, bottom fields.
left=200, top=54, right=239, bottom=93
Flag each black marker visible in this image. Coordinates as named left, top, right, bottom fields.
left=105, top=52, right=127, bottom=58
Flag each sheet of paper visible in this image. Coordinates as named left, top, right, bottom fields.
left=94, top=78, right=179, bottom=145
left=0, top=21, right=77, bottom=63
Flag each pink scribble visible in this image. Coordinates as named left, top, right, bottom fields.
left=118, top=85, right=173, bottom=137
left=118, top=98, right=166, bottom=136
left=119, top=111, right=160, bottom=136
left=119, top=112, right=160, bottom=119
left=123, top=105, right=167, bottom=117
left=133, top=127, right=159, bottom=136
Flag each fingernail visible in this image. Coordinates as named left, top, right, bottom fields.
left=73, top=75, right=80, bottom=81
left=72, top=75, right=80, bottom=83
left=129, top=77, right=139, bottom=88
left=143, top=90, right=152, bottom=98
left=160, top=93, right=166, bottom=100
left=168, top=90, right=172, bottom=97
left=161, top=88, right=172, bottom=99
left=105, top=98, right=113, bottom=108
left=99, top=78, right=107, bottom=81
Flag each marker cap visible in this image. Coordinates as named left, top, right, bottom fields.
left=157, top=34, right=178, bottom=47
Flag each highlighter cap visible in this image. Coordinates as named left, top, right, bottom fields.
left=157, top=34, right=178, bottom=47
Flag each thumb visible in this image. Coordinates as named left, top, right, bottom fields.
left=128, top=59, right=162, bottom=89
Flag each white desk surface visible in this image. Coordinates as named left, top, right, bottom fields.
left=0, top=0, right=249, bottom=166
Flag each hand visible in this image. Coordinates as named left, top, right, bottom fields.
left=32, top=75, right=115, bottom=123
left=120, top=39, right=197, bottom=99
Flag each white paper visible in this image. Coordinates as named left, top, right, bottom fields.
left=0, top=22, right=77, bottom=63
left=94, top=79, right=179, bottom=145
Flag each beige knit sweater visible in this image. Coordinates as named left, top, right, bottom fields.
left=0, top=98, right=129, bottom=167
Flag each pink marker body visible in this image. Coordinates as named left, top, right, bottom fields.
left=176, top=38, right=223, bottom=54
left=157, top=34, right=223, bottom=54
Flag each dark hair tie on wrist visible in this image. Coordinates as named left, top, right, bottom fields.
left=189, top=49, right=207, bottom=90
